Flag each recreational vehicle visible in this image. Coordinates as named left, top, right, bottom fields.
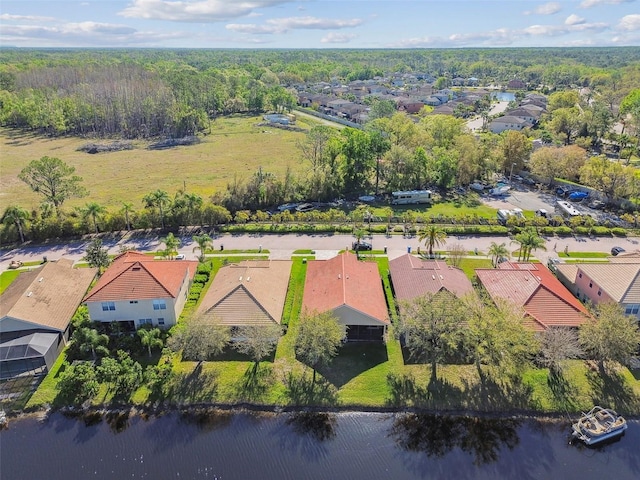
left=556, top=200, right=581, bottom=218
left=391, top=190, right=432, bottom=205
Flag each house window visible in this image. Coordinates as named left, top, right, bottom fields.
left=589, top=282, right=593, bottom=288
left=597, top=290, right=602, bottom=296
left=129, top=300, right=138, bottom=304
left=158, top=318, right=165, bottom=326
left=153, top=300, right=167, bottom=310
left=138, top=318, right=152, bottom=326
left=101, top=301, right=116, bottom=311
left=625, top=305, right=640, bottom=315
left=578, top=273, right=582, bottom=278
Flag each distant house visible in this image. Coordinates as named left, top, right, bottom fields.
left=196, top=260, right=292, bottom=330
left=397, top=100, right=425, bottom=114
left=389, top=254, right=473, bottom=303
left=302, top=252, right=389, bottom=341
left=504, top=108, right=542, bottom=124
left=0, top=258, right=97, bottom=379
left=489, top=115, right=531, bottom=133
left=476, top=262, right=589, bottom=331
left=83, top=251, right=197, bottom=330
left=451, top=77, right=466, bottom=86
left=507, top=79, right=526, bottom=90
left=432, top=105, right=455, bottom=116
left=556, top=259, right=640, bottom=321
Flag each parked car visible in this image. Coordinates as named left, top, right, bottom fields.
left=568, top=191, right=589, bottom=202
left=611, top=246, right=626, bottom=256
left=175, top=254, right=186, bottom=260
left=588, top=200, right=605, bottom=210
left=556, top=186, right=573, bottom=196
left=352, top=241, right=372, bottom=251
left=522, top=177, right=536, bottom=186
left=295, top=203, right=315, bottom=212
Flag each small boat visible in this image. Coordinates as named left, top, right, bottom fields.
left=571, top=406, right=627, bottom=446
left=0, top=410, right=7, bottom=429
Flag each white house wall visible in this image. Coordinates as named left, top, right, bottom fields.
left=87, top=298, right=178, bottom=328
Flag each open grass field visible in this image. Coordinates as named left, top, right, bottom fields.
left=0, top=115, right=315, bottom=211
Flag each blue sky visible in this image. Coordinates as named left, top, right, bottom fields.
left=1, top=1, right=639, bottom=48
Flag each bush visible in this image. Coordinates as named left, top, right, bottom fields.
left=591, top=226, right=611, bottom=236
left=190, top=284, right=203, bottom=295
left=611, top=227, right=627, bottom=237
left=194, top=274, right=208, bottom=284
left=555, top=226, right=572, bottom=236
left=188, top=292, right=201, bottom=301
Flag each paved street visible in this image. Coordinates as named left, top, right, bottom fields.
left=2, top=230, right=637, bottom=273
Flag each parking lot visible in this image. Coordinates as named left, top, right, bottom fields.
left=481, top=181, right=625, bottom=225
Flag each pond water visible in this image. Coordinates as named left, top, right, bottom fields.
left=1, top=411, right=639, bottom=480
left=492, top=92, right=516, bottom=102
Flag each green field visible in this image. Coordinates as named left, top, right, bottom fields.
left=0, top=115, right=315, bottom=210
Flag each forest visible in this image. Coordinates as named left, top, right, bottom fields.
left=1, top=47, right=640, bottom=243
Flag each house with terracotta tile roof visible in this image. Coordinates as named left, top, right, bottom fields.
left=555, top=259, right=640, bottom=320
left=302, top=252, right=389, bottom=341
left=83, top=251, right=197, bottom=330
left=389, top=254, right=473, bottom=303
left=0, top=258, right=97, bottom=379
left=476, top=262, right=589, bottom=331
left=196, top=260, right=292, bottom=330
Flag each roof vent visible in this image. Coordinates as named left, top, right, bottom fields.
left=439, top=275, right=444, bottom=280
left=338, top=274, right=341, bottom=279
left=27, top=291, right=32, bottom=297
left=432, top=275, right=436, bottom=280
left=346, top=274, right=349, bottom=279
left=132, top=267, right=141, bottom=271
left=39, top=277, right=44, bottom=282
left=239, top=276, right=243, bottom=281
left=246, top=277, right=251, bottom=282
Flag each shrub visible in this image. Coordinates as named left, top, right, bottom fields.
left=196, top=262, right=212, bottom=275
left=188, top=292, right=201, bottom=301
left=194, top=274, right=208, bottom=284
left=611, top=227, right=627, bottom=237
left=555, top=226, right=572, bottom=236
left=591, top=226, right=611, bottom=235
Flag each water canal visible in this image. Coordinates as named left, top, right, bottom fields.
left=1, top=411, right=638, bottom=479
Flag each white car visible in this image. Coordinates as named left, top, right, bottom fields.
left=175, top=254, right=186, bottom=260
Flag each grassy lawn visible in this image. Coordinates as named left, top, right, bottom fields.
left=0, top=269, right=21, bottom=294
left=1, top=116, right=310, bottom=211
left=456, top=257, right=494, bottom=280
left=24, top=350, right=68, bottom=409
left=558, top=251, right=610, bottom=258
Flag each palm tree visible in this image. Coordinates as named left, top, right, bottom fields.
left=121, top=202, right=134, bottom=231
left=192, top=233, right=213, bottom=262
left=183, top=192, right=203, bottom=225
left=353, top=228, right=367, bottom=248
left=143, top=189, right=170, bottom=230
left=418, top=225, right=447, bottom=257
left=81, top=201, right=106, bottom=233
left=138, top=327, right=164, bottom=357
left=487, top=241, right=510, bottom=268
left=2, top=205, right=30, bottom=243
left=511, top=228, right=547, bottom=262
left=160, top=232, right=180, bottom=259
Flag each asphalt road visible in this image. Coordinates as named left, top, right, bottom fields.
left=2, top=230, right=637, bottom=273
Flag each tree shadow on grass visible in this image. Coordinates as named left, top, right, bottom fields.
left=166, top=363, right=220, bottom=403
left=386, top=372, right=464, bottom=409
left=461, top=373, right=538, bottom=412
left=315, top=343, right=388, bottom=388
left=585, top=364, right=640, bottom=412
left=547, top=369, right=577, bottom=411
left=283, top=371, right=339, bottom=407
left=233, top=363, right=275, bottom=402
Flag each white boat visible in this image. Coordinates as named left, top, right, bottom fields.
left=571, top=406, right=627, bottom=446
left=0, top=410, right=7, bottom=429
left=490, top=185, right=511, bottom=196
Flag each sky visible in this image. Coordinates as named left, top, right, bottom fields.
left=0, top=0, right=639, bottom=49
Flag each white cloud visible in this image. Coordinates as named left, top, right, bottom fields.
left=527, top=2, right=562, bottom=15
left=0, top=22, right=186, bottom=46
left=524, top=21, right=608, bottom=36
left=119, top=0, right=293, bottom=23
left=565, top=14, right=586, bottom=25
left=0, top=13, right=56, bottom=22
left=618, top=14, right=640, bottom=30
left=580, top=0, right=635, bottom=8
left=226, top=16, right=363, bottom=34
left=321, top=32, right=356, bottom=44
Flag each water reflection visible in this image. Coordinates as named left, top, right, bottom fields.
left=286, top=412, right=337, bottom=441
left=390, top=413, right=520, bottom=465
left=179, top=407, right=233, bottom=432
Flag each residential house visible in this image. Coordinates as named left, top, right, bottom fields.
left=83, top=251, right=197, bottom=330
left=507, top=79, right=527, bottom=89
left=432, top=105, right=455, bottom=116
left=555, top=259, right=640, bottom=321
left=476, top=262, right=589, bottom=331
left=489, top=115, right=531, bottom=133
left=196, top=260, right=292, bottom=331
left=0, top=258, right=97, bottom=379
left=397, top=100, right=424, bottom=114
left=389, top=254, right=473, bottom=304
left=302, top=252, right=389, bottom=341
left=504, top=107, right=542, bottom=124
